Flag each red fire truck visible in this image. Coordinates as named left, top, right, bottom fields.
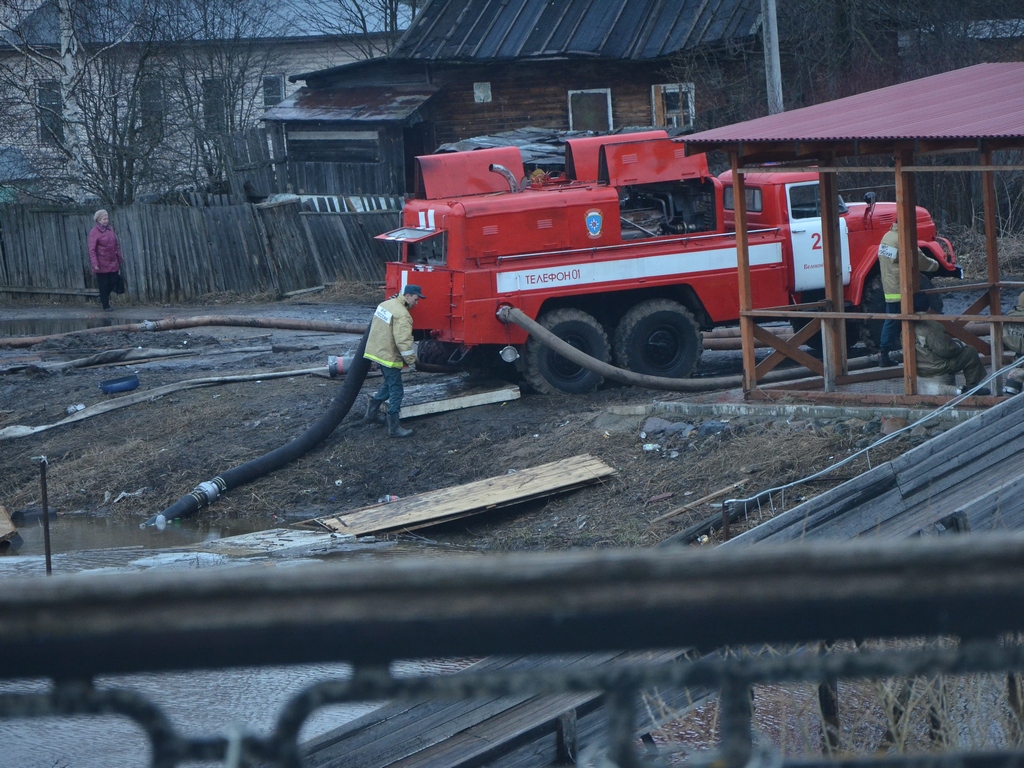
left=376, top=135, right=958, bottom=394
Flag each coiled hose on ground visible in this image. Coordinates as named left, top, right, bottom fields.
left=142, top=322, right=372, bottom=527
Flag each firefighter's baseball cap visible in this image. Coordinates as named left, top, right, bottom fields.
left=403, top=285, right=426, bottom=299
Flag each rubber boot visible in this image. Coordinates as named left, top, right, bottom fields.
left=387, top=412, right=412, bottom=438
left=363, top=397, right=385, bottom=424
left=1005, top=371, right=1024, bottom=396
left=878, top=350, right=896, bottom=368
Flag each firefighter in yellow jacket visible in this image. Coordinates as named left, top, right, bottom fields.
left=363, top=285, right=424, bottom=437
left=877, top=221, right=940, bottom=367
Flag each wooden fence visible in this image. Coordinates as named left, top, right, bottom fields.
left=0, top=202, right=401, bottom=303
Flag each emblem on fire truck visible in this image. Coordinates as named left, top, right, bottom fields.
left=585, top=209, right=603, bottom=238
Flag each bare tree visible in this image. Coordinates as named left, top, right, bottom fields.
left=296, top=0, right=419, bottom=57
left=157, top=0, right=293, bottom=195
left=0, top=0, right=300, bottom=202
left=668, top=0, right=1024, bottom=229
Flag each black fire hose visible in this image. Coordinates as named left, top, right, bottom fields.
left=497, top=305, right=870, bottom=391
left=142, top=323, right=372, bottom=528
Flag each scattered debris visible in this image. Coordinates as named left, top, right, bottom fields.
left=649, top=480, right=750, bottom=525
left=646, top=492, right=675, bottom=505
left=113, top=488, right=147, bottom=504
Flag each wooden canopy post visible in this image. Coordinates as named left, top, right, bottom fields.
left=818, top=163, right=846, bottom=390
left=982, top=149, right=1004, bottom=388
left=731, top=153, right=757, bottom=393
left=894, top=149, right=919, bottom=395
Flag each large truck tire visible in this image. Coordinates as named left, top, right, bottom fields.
left=524, top=308, right=610, bottom=394
left=612, top=299, right=702, bottom=378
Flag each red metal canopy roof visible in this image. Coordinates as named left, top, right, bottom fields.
left=684, top=63, right=1024, bottom=159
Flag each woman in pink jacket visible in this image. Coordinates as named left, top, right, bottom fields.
left=88, top=209, right=124, bottom=311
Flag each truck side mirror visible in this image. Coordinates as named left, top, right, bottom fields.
left=862, top=191, right=876, bottom=222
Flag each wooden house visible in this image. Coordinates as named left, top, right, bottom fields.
left=263, top=0, right=761, bottom=196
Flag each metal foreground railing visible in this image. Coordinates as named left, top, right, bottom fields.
left=5, top=535, right=1024, bottom=767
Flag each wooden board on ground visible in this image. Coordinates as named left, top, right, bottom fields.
left=402, top=385, right=520, bottom=419
left=303, top=455, right=616, bottom=536
left=0, top=505, right=16, bottom=544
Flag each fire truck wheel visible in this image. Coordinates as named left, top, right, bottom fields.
left=612, top=300, right=702, bottom=378
left=524, top=308, right=610, bottom=394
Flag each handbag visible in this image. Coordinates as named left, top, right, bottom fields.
left=113, top=273, right=126, bottom=295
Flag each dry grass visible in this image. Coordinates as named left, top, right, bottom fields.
left=646, top=638, right=1024, bottom=764
left=946, top=229, right=1024, bottom=281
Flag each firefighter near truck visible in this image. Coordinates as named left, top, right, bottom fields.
left=376, top=135, right=959, bottom=395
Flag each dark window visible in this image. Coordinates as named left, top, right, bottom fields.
left=286, top=128, right=380, bottom=163
left=788, top=184, right=821, bottom=219
left=407, top=231, right=446, bottom=265
left=203, top=78, right=226, bottom=133
left=140, top=77, right=164, bottom=139
left=263, top=75, right=284, bottom=108
left=37, top=80, right=63, bottom=145
left=723, top=186, right=763, bottom=213
left=568, top=89, right=611, bottom=132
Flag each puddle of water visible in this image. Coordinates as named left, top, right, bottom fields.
left=2, top=512, right=273, bottom=569
left=0, top=657, right=473, bottom=768
left=1, top=513, right=478, bottom=766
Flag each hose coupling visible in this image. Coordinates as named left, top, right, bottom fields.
left=191, top=480, right=222, bottom=508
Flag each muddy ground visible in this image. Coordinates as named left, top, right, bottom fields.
left=0, top=285, right=934, bottom=551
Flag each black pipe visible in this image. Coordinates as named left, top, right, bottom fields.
left=143, top=323, right=372, bottom=527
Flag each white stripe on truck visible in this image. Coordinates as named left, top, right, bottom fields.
left=495, top=242, right=783, bottom=294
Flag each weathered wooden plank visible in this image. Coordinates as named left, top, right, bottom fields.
left=889, top=393, right=1024, bottom=477
left=0, top=505, right=16, bottom=544
left=307, top=455, right=616, bottom=536
left=304, top=656, right=576, bottom=767
left=401, top=386, right=520, bottom=419
left=727, top=464, right=901, bottom=545
left=897, top=420, right=1024, bottom=501
left=0, top=285, right=98, bottom=297
left=0, top=202, right=401, bottom=300
left=882, top=466, right=1024, bottom=538
left=306, top=650, right=687, bottom=768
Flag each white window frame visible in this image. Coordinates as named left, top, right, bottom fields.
left=568, top=88, right=612, bottom=131
left=651, top=83, right=695, bottom=130
left=263, top=74, right=285, bottom=108
left=37, top=80, right=63, bottom=145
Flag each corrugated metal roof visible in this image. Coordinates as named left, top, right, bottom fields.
left=389, top=0, right=759, bottom=61
left=684, top=63, right=1024, bottom=153
left=262, top=86, right=438, bottom=123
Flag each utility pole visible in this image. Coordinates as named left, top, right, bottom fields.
left=761, top=0, right=784, bottom=114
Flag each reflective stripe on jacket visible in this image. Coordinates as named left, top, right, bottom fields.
left=363, top=296, right=416, bottom=369
left=877, top=224, right=939, bottom=301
